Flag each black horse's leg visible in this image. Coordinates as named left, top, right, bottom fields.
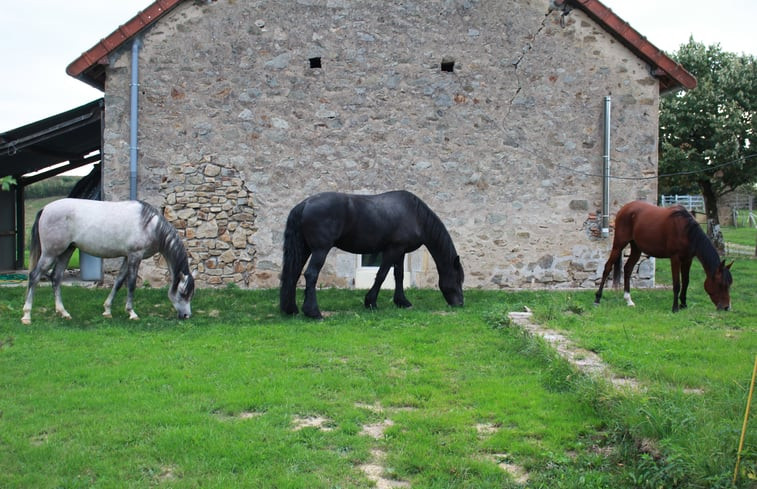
left=123, top=254, right=142, bottom=320
left=364, top=263, right=392, bottom=310
left=670, top=256, right=682, bottom=312
left=622, top=243, right=642, bottom=307
left=51, top=246, right=76, bottom=320
left=103, top=257, right=130, bottom=318
left=302, top=249, right=328, bottom=319
left=392, top=257, right=412, bottom=308
left=678, top=256, right=693, bottom=309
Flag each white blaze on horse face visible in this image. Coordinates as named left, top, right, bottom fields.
left=624, top=292, right=635, bottom=307
left=170, top=272, right=193, bottom=319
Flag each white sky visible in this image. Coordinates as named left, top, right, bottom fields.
left=1, top=0, right=756, bottom=134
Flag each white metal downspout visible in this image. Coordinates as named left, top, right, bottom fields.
left=602, top=95, right=611, bottom=238
left=129, top=37, right=141, bottom=201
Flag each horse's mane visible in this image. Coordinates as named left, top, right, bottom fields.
left=413, top=195, right=458, bottom=264
left=671, top=208, right=723, bottom=276
left=139, top=201, right=191, bottom=277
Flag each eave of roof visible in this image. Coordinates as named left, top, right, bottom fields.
left=67, top=0, right=696, bottom=93
left=66, top=0, right=185, bottom=91
left=562, top=0, right=697, bottom=91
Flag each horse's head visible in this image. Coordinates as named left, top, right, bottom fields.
left=704, top=260, right=733, bottom=311
left=439, top=255, right=464, bottom=307
left=169, top=272, right=195, bottom=319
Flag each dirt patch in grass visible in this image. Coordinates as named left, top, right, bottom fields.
left=359, top=448, right=410, bottom=489
left=488, top=453, right=529, bottom=484
left=360, top=419, right=394, bottom=439
left=212, top=409, right=265, bottom=421
left=292, top=415, right=334, bottom=431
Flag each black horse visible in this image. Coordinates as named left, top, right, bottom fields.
left=280, top=190, right=464, bottom=319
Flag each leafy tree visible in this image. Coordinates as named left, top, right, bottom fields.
left=1, top=176, right=16, bottom=191
left=659, top=39, right=757, bottom=232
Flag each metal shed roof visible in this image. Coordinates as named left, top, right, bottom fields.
left=0, top=99, right=102, bottom=183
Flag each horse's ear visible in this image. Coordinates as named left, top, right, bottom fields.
left=454, top=255, right=461, bottom=268
left=726, top=260, right=734, bottom=270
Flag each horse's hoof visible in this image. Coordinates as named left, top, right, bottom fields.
left=364, top=303, right=378, bottom=311
left=103, top=312, right=112, bottom=318
left=303, top=309, right=323, bottom=320
left=21, top=317, right=31, bottom=325
left=593, top=301, right=600, bottom=307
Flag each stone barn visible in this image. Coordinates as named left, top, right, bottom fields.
left=65, top=0, right=695, bottom=291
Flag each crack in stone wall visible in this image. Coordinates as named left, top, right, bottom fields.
left=508, top=7, right=558, bottom=115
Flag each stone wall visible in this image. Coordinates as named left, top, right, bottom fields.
left=100, top=0, right=659, bottom=290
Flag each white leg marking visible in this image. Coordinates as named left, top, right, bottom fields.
left=624, top=292, right=635, bottom=307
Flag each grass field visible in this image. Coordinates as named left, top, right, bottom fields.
left=1, top=250, right=755, bottom=488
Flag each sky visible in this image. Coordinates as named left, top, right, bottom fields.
left=1, top=0, right=756, bottom=134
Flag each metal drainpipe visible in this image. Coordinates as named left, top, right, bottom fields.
left=129, top=36, right=141, bottom=201
left=601, top=95, right=611, bottom=238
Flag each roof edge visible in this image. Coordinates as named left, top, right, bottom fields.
left=68, top=0, right=696, bottom=93
left=565, top=0, right=697, bottom=92
left=66, top=0, right=185, bottom=90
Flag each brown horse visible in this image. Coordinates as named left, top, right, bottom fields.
left=594, top=201, right=732, bottom=312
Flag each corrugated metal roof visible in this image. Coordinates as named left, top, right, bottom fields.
left=0, top=99, right=103, bottom=181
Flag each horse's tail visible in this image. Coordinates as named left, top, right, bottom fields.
left=611, top=252, right=622, bottom=288
left=280, top=201, right=308, bottom=315
left=28, top=209, right=43, bottom=271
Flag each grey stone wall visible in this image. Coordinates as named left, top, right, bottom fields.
left=101, top=0, right=659, bottom=290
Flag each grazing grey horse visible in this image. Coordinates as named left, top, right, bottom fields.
left=21, top=198, right=194, bottom=324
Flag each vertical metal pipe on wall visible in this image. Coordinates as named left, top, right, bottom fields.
left=129, top=37, right=141, bottom=201
left=601, top=95, right=611, bottom=238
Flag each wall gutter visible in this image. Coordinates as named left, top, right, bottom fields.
left=601, top=95, right=611, bottom=238
left=129, top=37, right=141, bottom=201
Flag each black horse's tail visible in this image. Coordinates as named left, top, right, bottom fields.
left=28, top=209, right=43, bottom=272
left=280, top=201, right=308, bottom=315
left=611, top=253, right=622, bottom=288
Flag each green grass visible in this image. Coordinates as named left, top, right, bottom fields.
left=722, top=225, right=757, bottom=248
left=539, top=255, right=757, bottom=488
left=1, top=271, right=754, bottom=487
left=0, top=287, right=615, bottom=488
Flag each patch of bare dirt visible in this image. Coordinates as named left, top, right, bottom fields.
left=487, top=453, right=529, bottom=484
left=212, top=410, right=264, bottom=421
left=157, top=465, right=178, bottom=482
left=360, top=419, right=394, bottom=439
left=358, top=448, right=411, bottom=489
left=475, top=423, right=499, bottom=436
left=292, top=415, right=334, bottom=431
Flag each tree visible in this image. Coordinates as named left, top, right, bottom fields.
left=0, top=176, right=16, bottom=191
left=659, top=39, right=757, bottom=241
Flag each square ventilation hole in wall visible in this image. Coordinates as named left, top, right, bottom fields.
left=441, top=58, right=455, bottom=72
left=309, top=57, right=322, bottom=69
